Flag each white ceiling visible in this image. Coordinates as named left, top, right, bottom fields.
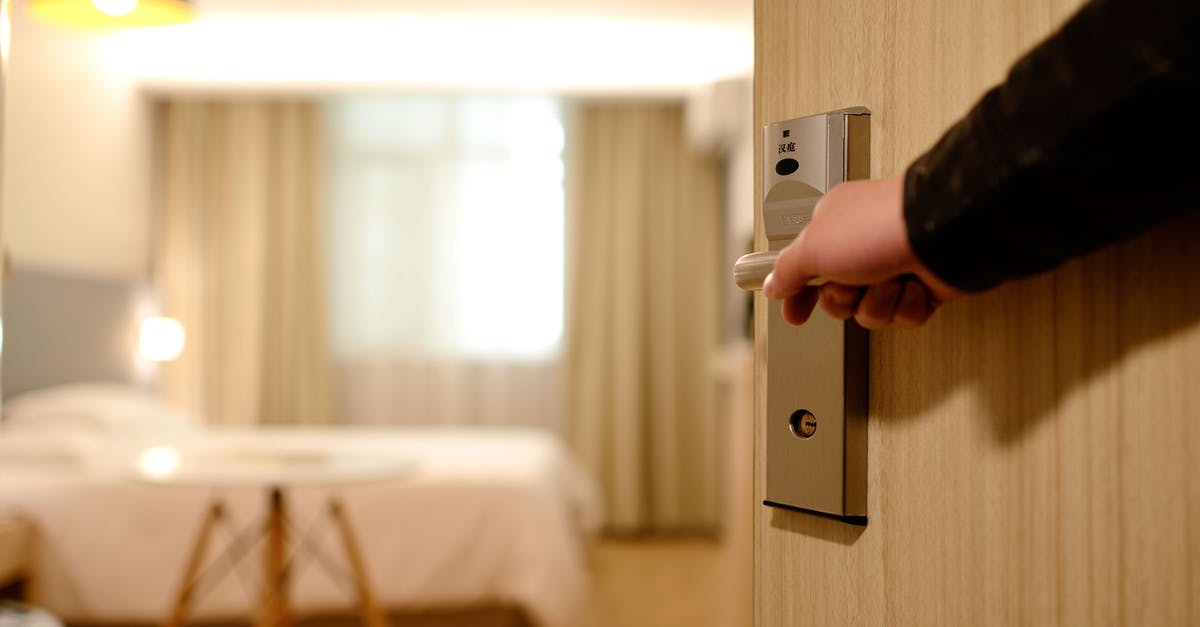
left=103, top=0, right=753, bottom=93
left=193, top=0, right=751, bottom=27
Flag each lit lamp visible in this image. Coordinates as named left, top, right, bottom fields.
left=140, top=316, right=185, bottom=362
left=30, top=0, right=193, bottom=29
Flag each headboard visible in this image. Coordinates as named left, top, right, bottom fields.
left=2, top=266, right=145, bottom=400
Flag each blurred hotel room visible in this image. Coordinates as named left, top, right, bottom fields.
left=0, top=1, right=754, bottom=626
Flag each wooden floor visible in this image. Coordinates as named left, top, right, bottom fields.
left=57, top=539, right=746, bottom=627
left=581, top=539, right=749, bottom=627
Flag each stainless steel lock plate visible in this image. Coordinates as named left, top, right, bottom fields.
left=754, top=107, right=870, bottom=524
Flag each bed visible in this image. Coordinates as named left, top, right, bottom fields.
left=0, top=384, right=600, bottom=626
left=0, top=266, right=601, bottom=627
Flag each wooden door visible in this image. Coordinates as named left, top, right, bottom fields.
left=753, top=2, right=1200, bottom=625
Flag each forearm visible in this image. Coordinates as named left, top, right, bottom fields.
left=904, top=0, right=1200, bottom=292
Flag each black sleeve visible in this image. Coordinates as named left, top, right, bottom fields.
left=903, top=0, right=1200, bottom=292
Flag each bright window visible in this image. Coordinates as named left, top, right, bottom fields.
left=326, top=95, right=564, bottom=361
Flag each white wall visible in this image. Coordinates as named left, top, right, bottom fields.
left=686, top=76, right=755, bottom=342
left=3, top=8, right=150, bottom=279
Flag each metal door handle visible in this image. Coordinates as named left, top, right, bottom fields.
left=733, top=251, right=827, bottom=291
left=750, top=107, right=870, bottom=525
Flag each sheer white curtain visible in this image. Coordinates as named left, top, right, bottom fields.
left=326, top=95, right=566, bottom=431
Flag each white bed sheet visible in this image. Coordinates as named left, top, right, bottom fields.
left=0, top=426, right=601, bottom=627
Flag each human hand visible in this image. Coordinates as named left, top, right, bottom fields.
left=761, top=174, right=962, bottom=328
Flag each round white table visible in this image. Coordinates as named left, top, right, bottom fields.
left=130, top=443, right=415, bottom=627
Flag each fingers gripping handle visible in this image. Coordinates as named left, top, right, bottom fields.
left=733, top=251, right=828, bottom=292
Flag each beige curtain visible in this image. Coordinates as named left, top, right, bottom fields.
left=565, top=102, right=723, bottom=533
left=155, top=99, right=332, bottom=426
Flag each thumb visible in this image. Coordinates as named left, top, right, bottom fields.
left=762, top=231, right=818, bottom=300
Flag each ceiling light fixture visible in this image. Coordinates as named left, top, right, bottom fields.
left=30, top=0, right=193, bottom=29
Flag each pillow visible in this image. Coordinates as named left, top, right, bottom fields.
left=2, top=383, right=199, bottom=436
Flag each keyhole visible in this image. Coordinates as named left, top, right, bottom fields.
left=789, top=409, right=817, bottom=439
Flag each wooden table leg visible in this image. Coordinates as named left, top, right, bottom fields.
left=257, top=487, right=291, bottom=627
left=165, top=502, right=224, bottom=627
left=329, top=500, right=390, bottom=627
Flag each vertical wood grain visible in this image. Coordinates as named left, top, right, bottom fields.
left=754, top=1, right=1200, bottom=625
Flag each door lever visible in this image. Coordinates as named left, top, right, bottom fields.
left=733, top=250, right=828, bottom=291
